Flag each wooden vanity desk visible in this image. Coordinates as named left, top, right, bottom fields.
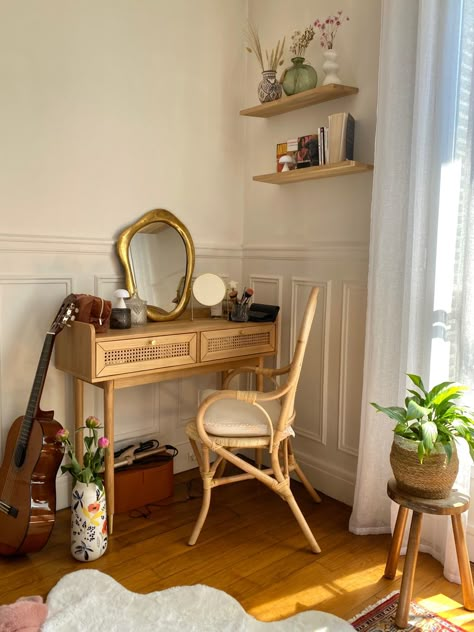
left=54, top=316, right=278, bottom=532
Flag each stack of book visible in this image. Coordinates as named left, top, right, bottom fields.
left=275, top=112, right=355, bottom=171
left=327, top=112, right=355, bottom=163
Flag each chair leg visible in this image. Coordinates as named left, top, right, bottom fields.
left=384, top=505, right=409, bottom=579
left=395, top=511, right=423, bottom=628
left=288, top=440, right=322, bottom=503
left=286, top=491, right=321, bottom=553
left=451, top=514, right=474, bottom=610
left=188, top=437, right=204, bottom=470
left=188, top=444, right=213, bottom=546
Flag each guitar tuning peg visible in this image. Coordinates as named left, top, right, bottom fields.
left=74, top=307, right=79, bottom=313
left=70, top=315, right=76, bottom=321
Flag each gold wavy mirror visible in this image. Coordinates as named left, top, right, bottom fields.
left=116, top=209, right=195, bottom=321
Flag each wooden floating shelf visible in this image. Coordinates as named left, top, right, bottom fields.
left=240, top=84, right=359, bottom=118
left=253, top=161, right=374, bottom=184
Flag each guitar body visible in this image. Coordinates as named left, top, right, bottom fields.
left=0, top=414, right=64, bottom=556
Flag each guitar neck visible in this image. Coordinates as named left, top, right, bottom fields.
left=17, top=332, right=56, bottom=453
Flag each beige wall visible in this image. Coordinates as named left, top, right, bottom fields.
left=0, top=1, right=381, bottom=509
left=242, top=0, right=380, bottom=503
left=1, top=0, right=246, bottom=245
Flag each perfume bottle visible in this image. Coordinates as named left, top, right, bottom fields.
left=125, top=291, right=147, bottom=326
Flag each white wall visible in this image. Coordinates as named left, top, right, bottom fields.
left=0, top=0, right=245, bottom=245
left=0, top=1, right=381, bottom=512
left=0, top=0, right=247, bottom=510
left=241, top=0, right=380, bottom=503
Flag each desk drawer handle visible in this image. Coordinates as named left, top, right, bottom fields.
left=150, top=339, right=157, bottom=346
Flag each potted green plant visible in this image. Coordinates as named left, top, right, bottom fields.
left=371, top=374, right=474, bottom=499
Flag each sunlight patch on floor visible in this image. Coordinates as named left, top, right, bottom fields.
left=418, top=594, right=474, bottom=630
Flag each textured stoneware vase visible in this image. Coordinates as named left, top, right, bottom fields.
left=282, top=57, right=317, bottom=96
left=390, top=434, right=459, bottom=499
left=71, top=481, right=108, bottom=561
left=322, top=49, right=342, bottom=86
left=258, top=70, right=282, bottom=103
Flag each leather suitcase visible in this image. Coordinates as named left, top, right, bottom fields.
left=113, top=457, right=174, bottom=513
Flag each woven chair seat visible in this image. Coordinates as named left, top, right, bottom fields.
left=198, top=388, right=282, bottom=437
left=186, top=420, right=271, bottom=448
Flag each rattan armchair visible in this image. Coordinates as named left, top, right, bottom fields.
left=185, top=287, right=322, bottom=553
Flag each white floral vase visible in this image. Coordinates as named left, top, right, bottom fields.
left=322, top=49, right=342, bottom=86
left=70, top=481, right=108, bottom=561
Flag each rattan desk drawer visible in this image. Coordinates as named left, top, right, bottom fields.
left=96, top=333, right=197, bottom=377
left=200, top=325, right=275, bottom=362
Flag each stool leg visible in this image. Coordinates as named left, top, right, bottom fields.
left=395, top=511, right=423, bottom=629
left=451, top=514, right=474, bottom=611
left=385, top=505, right=409, bottom=579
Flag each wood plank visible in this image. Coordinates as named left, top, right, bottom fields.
left=0, top=471, right=472, bottom=630
left=253, top=161, right=374, bottom=184
left=240, top=84, right=359, bottom=118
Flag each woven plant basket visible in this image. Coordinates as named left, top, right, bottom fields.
left=390, top=434, right=459, bottom=499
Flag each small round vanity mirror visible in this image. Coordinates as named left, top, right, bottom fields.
left=116, top=209, right=195, bottom=322
left=192, top=274, right=226, bottom=307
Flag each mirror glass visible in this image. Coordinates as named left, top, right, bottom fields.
left=192, top=274, right=226, bottom=307
left=130, top=224, right=186, bottom=313
left=117, top=210, right=195, bottom=322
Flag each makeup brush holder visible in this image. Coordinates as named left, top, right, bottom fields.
left=230, top=303, right=249, bottom=322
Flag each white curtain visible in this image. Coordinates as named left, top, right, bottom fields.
left=349, top=0, right=467, bottom=583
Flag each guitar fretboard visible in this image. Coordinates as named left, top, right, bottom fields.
left=15, top=333, right=55, bottom=467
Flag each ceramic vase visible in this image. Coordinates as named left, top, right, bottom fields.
left=282, top=57, right=318, bottom=96
left=258, top=70, right=282, bottom=104
left=71, top=481, right=108, bottom=561
left=322, top=49, right=342, bottom=86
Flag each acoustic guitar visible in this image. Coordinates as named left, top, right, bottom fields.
left=0, top=294, right=77, bottom=556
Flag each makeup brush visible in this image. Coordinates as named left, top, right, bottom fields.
left=241, top=288, right=254, bottom=305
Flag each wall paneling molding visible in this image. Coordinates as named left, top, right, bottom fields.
left=290, top=279, right=331, bottom=445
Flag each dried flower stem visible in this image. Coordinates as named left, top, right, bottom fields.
left=246, top=23, right=285, bottom=72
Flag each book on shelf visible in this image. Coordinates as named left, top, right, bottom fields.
left=276, top=142, right=288, bottom=172
left=286, top=138, right=298, bottom=168
left=318, top=126, right=328, bottom=165
left=328, top=112, right=355, bottom=163
left=296, top=134, right=318, bottom=169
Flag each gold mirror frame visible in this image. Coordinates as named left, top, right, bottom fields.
left=116, top=209, right=195, bottom=322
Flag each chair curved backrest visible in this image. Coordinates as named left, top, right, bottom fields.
left=186, top=286, right=322, bottom=553
left=277, top=287, right=319, bottom=435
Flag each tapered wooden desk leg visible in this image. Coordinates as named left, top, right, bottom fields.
left=104, top=380, right=115, bottom=535
left=451, top=514, right=474, bottom=611
left=395, top=511, right=423, bottom=628
left=74, top=378, right=84, bottom=464
left=385, top=505, right=409, bottom=579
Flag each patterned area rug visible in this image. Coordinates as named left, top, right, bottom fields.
left=350, top=592, right=465, bottom=631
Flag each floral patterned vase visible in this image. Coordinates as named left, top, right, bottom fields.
left=71, top=481, right=108, bottom=561
left=282, top=57, right=318, bottom=96
left=258, top=70, right=282, bottom=103
left=322, top=49, right=342, bottom=85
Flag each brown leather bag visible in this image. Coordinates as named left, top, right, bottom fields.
left=74, top=294, right=112, bottom=333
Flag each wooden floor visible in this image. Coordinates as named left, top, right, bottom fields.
left=1, top=470, right=474, bottom=629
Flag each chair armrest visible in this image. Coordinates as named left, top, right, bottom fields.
left=223, top=364, right=291, bottom=389
left=195, top=383, right=294, bottom=451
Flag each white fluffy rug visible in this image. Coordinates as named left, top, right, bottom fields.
left=42, top=569, right=353, bottom=631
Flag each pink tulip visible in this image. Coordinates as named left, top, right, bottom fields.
left=98, top=436, right=109, bottom=449
left=56, top=428, right=69, bottom=441
left=85, top=416, right=100, bottom=429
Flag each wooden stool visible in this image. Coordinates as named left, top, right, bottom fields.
left=384, top=478, right=474, bottom=628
